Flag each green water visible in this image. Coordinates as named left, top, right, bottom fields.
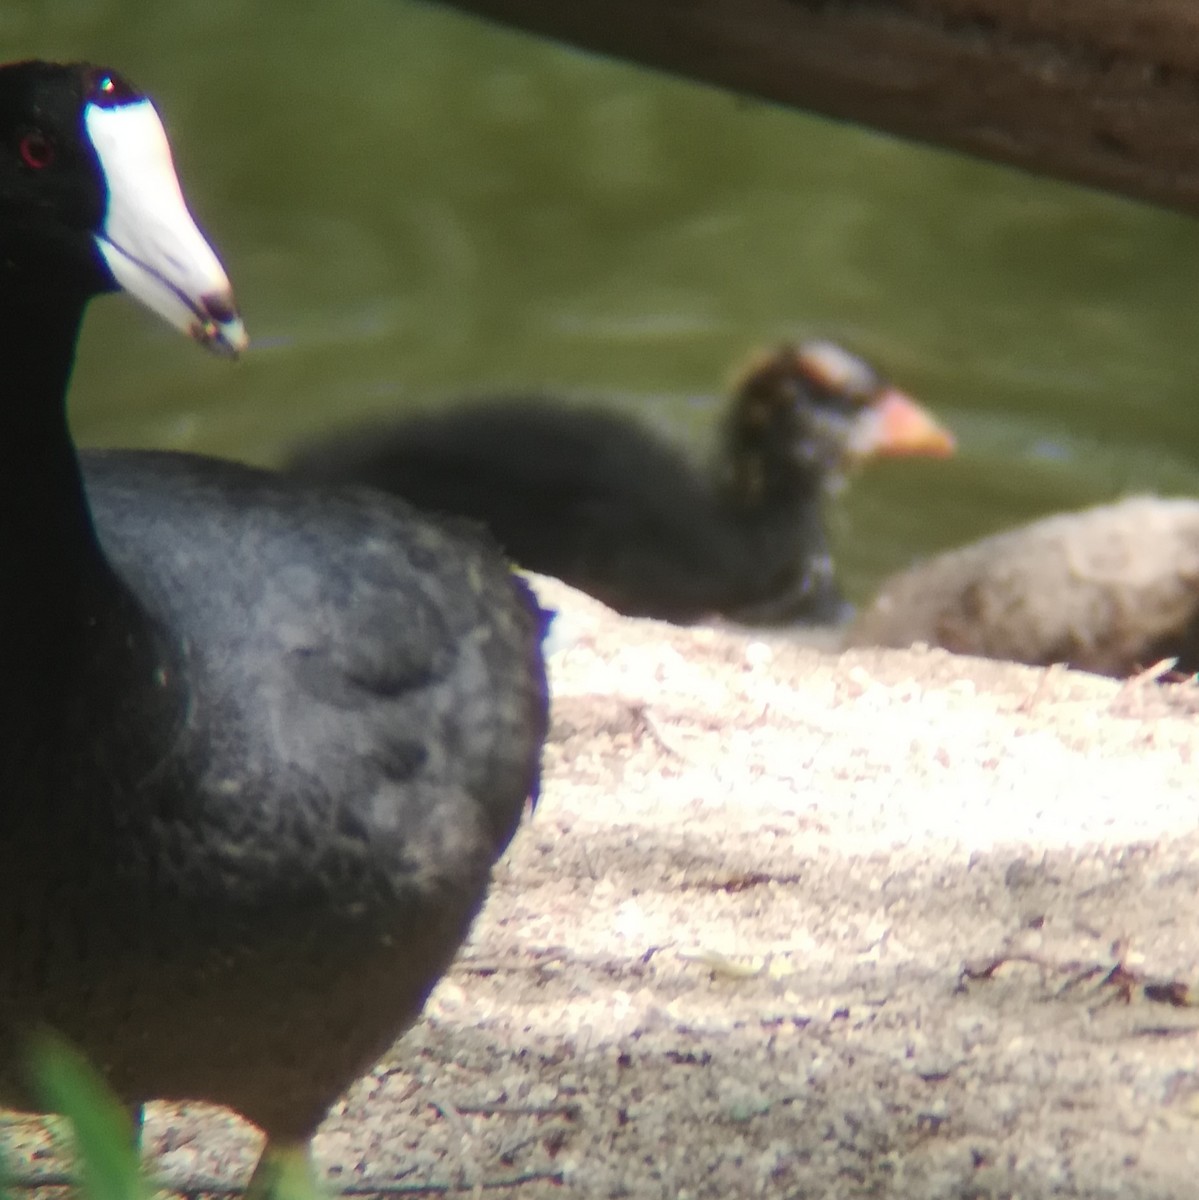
left=8, top=0, right=1199, bottom=599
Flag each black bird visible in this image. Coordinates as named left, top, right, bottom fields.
left=0, top=60, right=547, bottom=1193
left=288, top=342, right=955, bottom=625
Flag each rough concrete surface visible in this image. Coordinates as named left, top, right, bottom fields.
left=10, top=573, right=1199, bottom=1199
left=848, top=496, right=1199, bottom=678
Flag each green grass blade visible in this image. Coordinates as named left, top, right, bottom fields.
left=25, top=1031, right=145, bottom=1200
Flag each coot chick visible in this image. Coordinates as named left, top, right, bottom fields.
left=288, top=343, right=955, bottom=624
left=0, top=61, right=547, bottom=1193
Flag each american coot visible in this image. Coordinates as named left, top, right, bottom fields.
left=0, top=60, right=547, bottom=1192
left=287, top=342, right=955, bottom=625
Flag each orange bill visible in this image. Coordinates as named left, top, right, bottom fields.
left=848, top=388, right=956, bottom=461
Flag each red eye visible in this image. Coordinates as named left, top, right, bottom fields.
left=19, top=131, right=54, bottom=170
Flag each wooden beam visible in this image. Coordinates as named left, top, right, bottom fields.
left=432, top=0, right=1199, bottom=215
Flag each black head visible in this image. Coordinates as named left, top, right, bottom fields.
left=0, top=60, right=245, bottom=355
left=0, top=63, right=116, bottom=302
left=727, top=341, right=955, bottom=486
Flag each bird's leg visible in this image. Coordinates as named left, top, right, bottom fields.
left=244, top=1140, right=318, bottom=1200
left=129, top=1103, right=159, bottom=1192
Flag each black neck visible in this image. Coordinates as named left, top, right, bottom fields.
left=0, top=290, right=104, bottom=603
left=718, top=431, right=825, bottom=518
left=0, top=287, right=128, bottom=752
left=0, top=287, right=190, bottom=800
left=707, top=424, right=835, bottom=617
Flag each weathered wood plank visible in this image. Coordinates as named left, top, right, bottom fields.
left=433, top=0, right=1199, bottom=214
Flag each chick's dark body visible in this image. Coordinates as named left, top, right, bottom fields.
left=292, top=399, right=841, bottom=625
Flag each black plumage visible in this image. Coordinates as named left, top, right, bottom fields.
left=289, top=342, right=955, bottom=625
left=0, top=60, right=547, bottom=1189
